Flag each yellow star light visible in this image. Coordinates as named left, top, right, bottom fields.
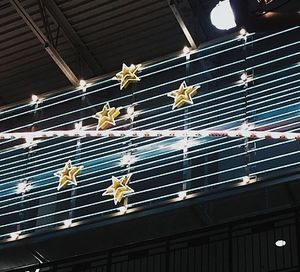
left=94, top=102, right=121, bottom=130
left=113, top=63, right=141, bottom=90
left=102, top=174, right=134, bottom=205
left=55, top=160, right=83, bottom=191
left=167, top=81, right=200, bottom=110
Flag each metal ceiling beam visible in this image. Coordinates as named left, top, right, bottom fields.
left=42, top=0, right=104, bottom=76
left=8, top=0, right=79, bottom=86
left=167, top=0, right=197, bottom=49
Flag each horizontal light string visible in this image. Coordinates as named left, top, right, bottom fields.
left=0, top=30, right=298, bottom=126
left=0, top=129, right=299, bottom=141
left=0, top=27, right=299, bottom=238
left=2, top=157, right=299, bottom=239
left=2, top=25, right=297, bottom=118
left=0, top=49, right=298, bottom=156
left=4, top=146, right=300, bottom=230
left=0, top=65, right=293, bottom=169
left=0, top=115, right=298, bottom=212
left=0, top=99, right=298, bottom=193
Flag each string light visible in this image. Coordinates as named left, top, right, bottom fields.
left=0, top=27, right=298, bottom=240
left=0, top=129, right=298, bottom=141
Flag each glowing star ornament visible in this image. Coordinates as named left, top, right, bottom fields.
left=167, top=81, right=200, bottom=110
left=113, top=63, right=141, bottom=90
left=94, top=102, right=121, bottom=130
left=55, top=160, right=83, bottom=191
left=102, top=174, right=134, bottom=205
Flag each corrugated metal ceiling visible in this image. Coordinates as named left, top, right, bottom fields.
left=0, top=0, right=193, bottom=105
left=0, top=0, right=299, bottom=105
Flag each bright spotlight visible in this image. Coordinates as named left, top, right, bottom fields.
left=210, top=0, right=237, bottom=30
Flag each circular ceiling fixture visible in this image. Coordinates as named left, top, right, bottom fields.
left=210, top=0, right=237, bottom=30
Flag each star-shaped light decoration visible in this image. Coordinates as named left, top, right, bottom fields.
left=102, top=174, right=134, bottom=205
left=167, top=81, right=200, bottom=110
left=55, top=160, right=83, bottom=191
left=113, top=63, right=142, bottom=90
left=94, top=102, right=121, bottom=130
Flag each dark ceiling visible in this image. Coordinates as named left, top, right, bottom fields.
left=1, top=0, right=299, bottom=106
left=0, top=0, right=223, bottom=106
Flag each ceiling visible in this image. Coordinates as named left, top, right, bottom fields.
left=0, top=0, right=224, bottom=106
left=1, top=0, right=299, bottom=106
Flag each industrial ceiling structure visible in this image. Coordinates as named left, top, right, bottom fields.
left=0, top=0, right=299, bottom=106
left=0, top=0, right=217, bottom=106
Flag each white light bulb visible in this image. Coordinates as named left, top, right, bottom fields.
left=10, top=231, right=20, bottom=240
left=210, top=0, right=237, bottom=30
left=63, top=219, right=72, bottom=228
left=275, top=240, right=286, bottom=247
left=239, top=28, right=247, bottom=36
left=16, top=180, right=32, bottom=195
left=183, top=46, right=190, bottom=54
left=178, top=191, right=187, bottom=200
left=74, top=122, right=82, bottom=130
left=31, top=95, right=39, bottom=103
left=241, top=72, right=248, bottom=81
left=118, top=206, right=127, bottom=214
left=25, top=134, right=33, bottom=145
left=242, top=176, right=250, bottom=183
left=79, top=79, right=86, bottom=87
left=127, top=106, right=135, bottom=116
left=120, top=153, right=137, bottom=166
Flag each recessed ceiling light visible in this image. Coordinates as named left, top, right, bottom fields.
left=275, top=240, right=286, bottom=247
left=210, top=0, right=237, bottom=30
